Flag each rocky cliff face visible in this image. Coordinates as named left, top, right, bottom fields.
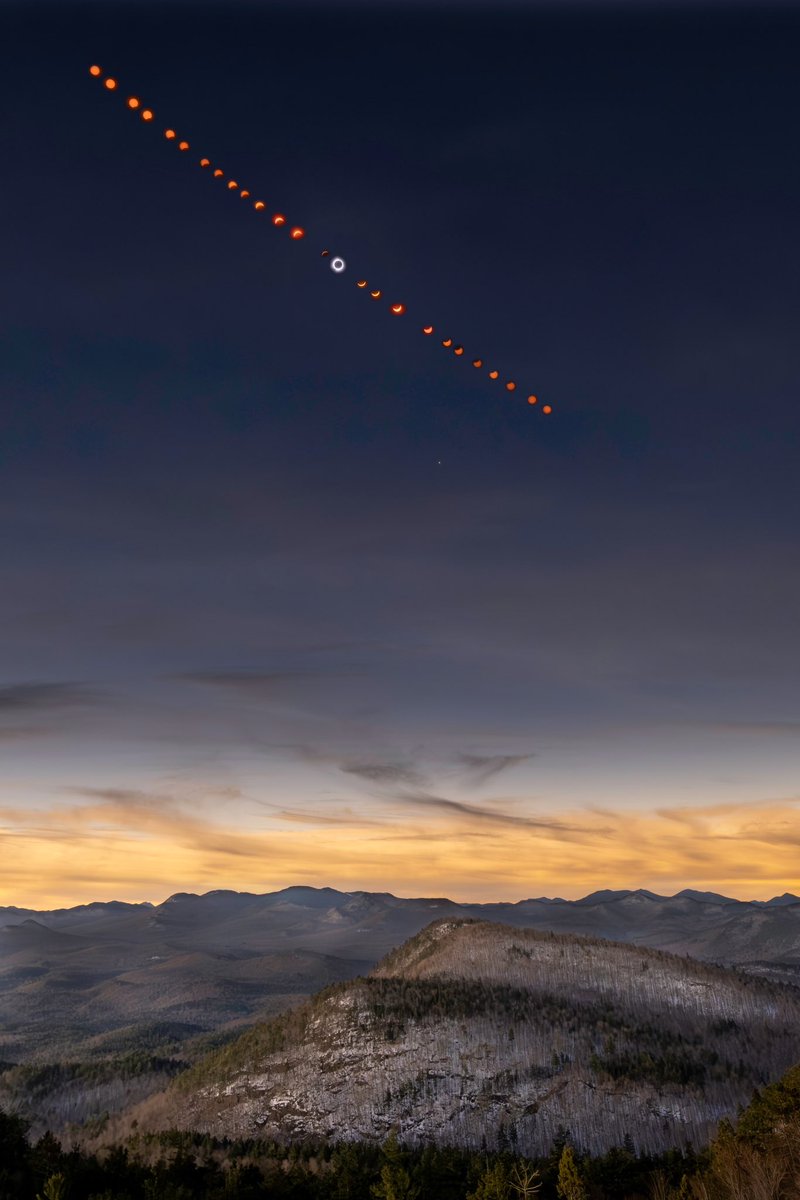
left=149, top=920, right=800, bottom=1156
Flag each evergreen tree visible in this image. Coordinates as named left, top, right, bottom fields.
left=467, top=1161, right=510, bottom=1200
left=0, top=1107, right=32, bottom=1197
left=36, top=1174, right=67, bottom=1200
left=556, top=1147, right=588, bottom=1200
left=372, top=1134, right=419, bottom=1200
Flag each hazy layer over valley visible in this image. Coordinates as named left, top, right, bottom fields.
left=2, top=885, right=800, bottom=1067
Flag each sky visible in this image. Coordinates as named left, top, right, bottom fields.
left=1, top=1, right=799, bottom=908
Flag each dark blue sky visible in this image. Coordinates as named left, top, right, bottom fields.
left=1, top=2, right=799, bottom=905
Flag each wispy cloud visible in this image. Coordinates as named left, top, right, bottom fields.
left=173, top=671, right=321, bottom=694
left=456, top=753, right=535, bottom=787
left=391, top=788, right=588, bottom=833
left=704, top=722, right=800, bottom=737
left=335, top=753, right=596, bottom=836
left=274, top=806, right=387, bottom=828
left=174, top=668, right=363, bottom=694
left=0, top=682, right=103, bottom=713
left=63, top=785, right=186, bottom=812
left=3, top=792, right=800, bottom=909
left=341, top=761, right=425, bottom=787
left=0, top=727, right=51, bottom=742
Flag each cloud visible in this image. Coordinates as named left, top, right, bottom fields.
left=341, top=761, right=425, bottom=787
left=331, top=748, right=587, bottom=833
left=173, top=671, right=319, bottom=694
left=0, top=727, right=51, bottom=742
left=704, top=722, right=800, bottom=737
left=456, top=753, right=535, bottom=787
left=174, top=668, right=363, bottom=693
left=4, top=791, right=800, bottom=909
left=392, top=789, right=600, bottom=835
left=274, top=807, right=387, bottom=828
left=63, top=786, right=185, bottom=812
left=0, top=682, right=102, bottom=713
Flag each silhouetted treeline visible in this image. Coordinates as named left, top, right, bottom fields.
left=0, top=1112, right=705, bottom=1200
left=6, top=1058, right=800, bottom=1198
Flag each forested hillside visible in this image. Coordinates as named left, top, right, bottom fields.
left=131, top=920, right=800, bottom=1157
left=4, top=887, right=799, bottom=1071
left=3, top=1061, right=800, bottom=1198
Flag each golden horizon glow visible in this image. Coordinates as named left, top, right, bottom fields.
left=2, top=793, right=799, bottom=910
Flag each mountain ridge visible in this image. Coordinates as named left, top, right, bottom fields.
left=4, top=884, right=799, bottom=919
left=137, top=917, right=800, bottom=1157
left=3, top=884, right=799, bottom=1067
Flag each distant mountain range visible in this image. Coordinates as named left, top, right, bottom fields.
left=2, top=885, right=800, bottom=1066
left=133, top=918, right=800, bottom=1157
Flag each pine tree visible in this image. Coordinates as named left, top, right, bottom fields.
left=36, top=1174, right=67, bottom=1200
left=556, top=1146, right=588, bottom=1200
left=372, top=1133, right=419, bottom=1200
left=372, top=1162, right=417, bottom=1200
left=467, top=1161, right=510, bottom=1200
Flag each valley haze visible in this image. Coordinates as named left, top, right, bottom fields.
left=3, top=884, right=800, bottom=1067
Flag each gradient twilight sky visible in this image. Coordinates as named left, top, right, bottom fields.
left=1, top=1, right=799, bottom=908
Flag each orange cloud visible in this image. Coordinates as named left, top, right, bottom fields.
left=1, top=787, right=799, bottom=908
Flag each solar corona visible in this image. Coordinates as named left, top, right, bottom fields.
left=87, top=64, right=550, bottom=414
